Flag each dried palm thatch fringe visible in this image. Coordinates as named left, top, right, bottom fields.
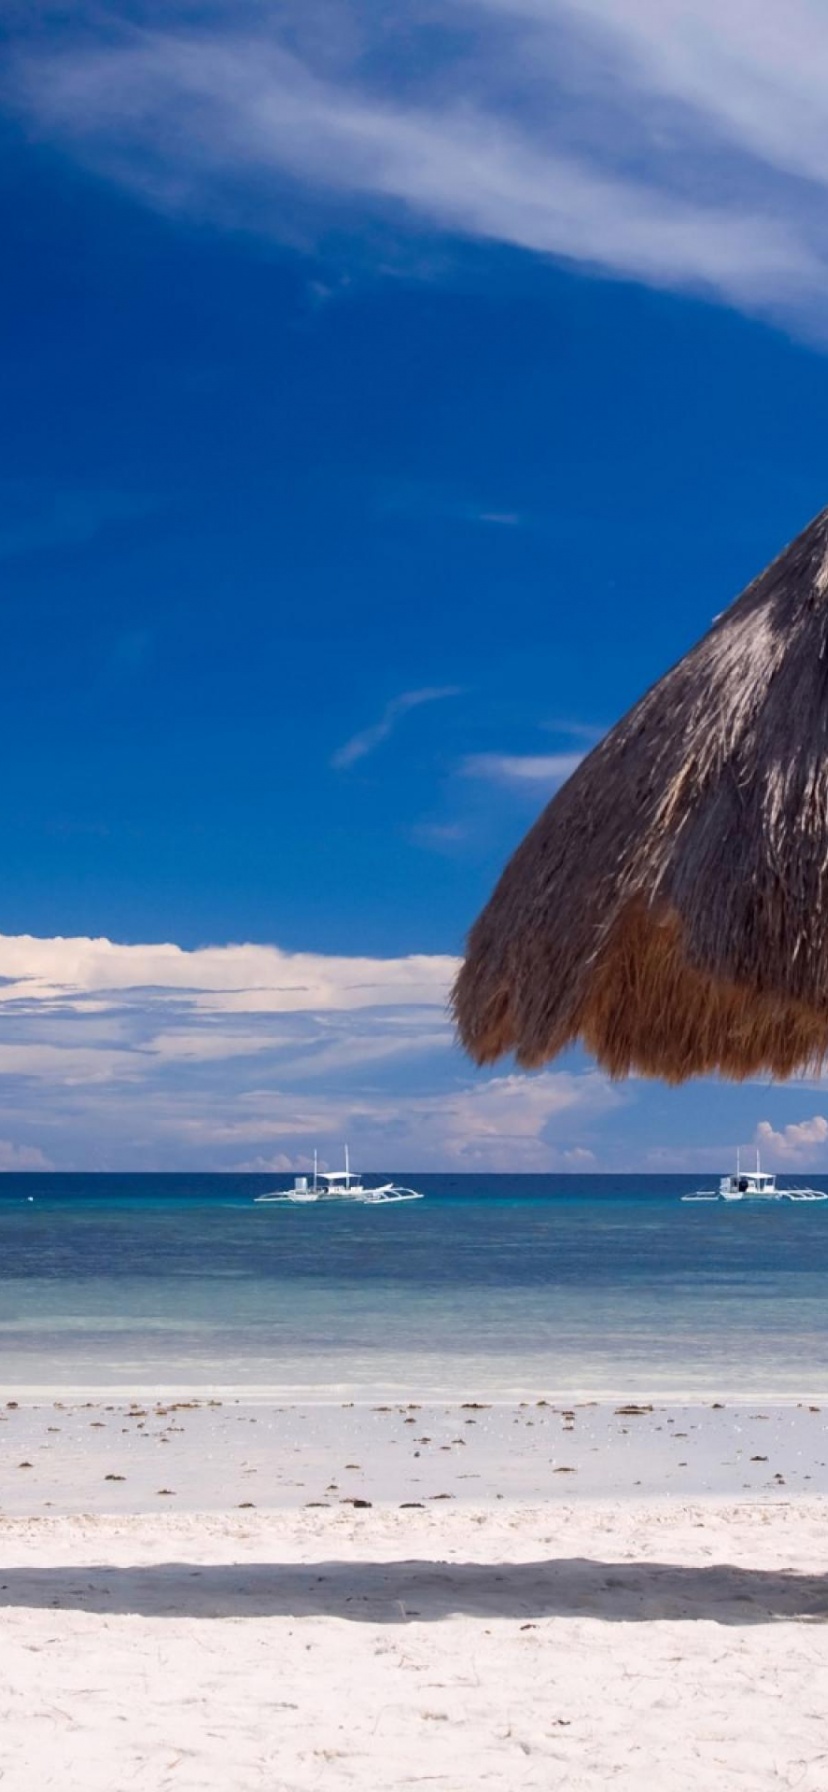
left=453, top=505, right=828, bottom=1082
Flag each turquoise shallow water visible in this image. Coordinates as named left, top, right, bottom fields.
left=2, top=1173, right=828, bottom=1396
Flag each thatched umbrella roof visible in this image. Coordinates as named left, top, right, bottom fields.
left=453, top=505, right=828, bottom=1083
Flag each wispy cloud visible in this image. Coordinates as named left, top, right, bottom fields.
left=542, top=720, right=605, bottom=745
left=539, top=0, right=828, bottom=191
left=409, top=820, right=471, bottom=852
left=412, top=738, right=589, bottom=855
left=374, top=480, right=524, bottom=528
left=6, top=5, right=828, bottom=326
left=331, top=686, right=462, bottom=770
left=461, top=752, right=584, bottom=789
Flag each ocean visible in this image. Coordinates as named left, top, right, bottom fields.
left=2, top=1173, right=828, bottom=1399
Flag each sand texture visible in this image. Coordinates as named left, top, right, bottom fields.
left=1, top=1498, right=828, bottom=1789
left=2, top=1399, right=828, bottom=1787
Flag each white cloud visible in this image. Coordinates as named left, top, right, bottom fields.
left=6, top=6, right=828, bottom=324
left=0, top=928, right=619, bottom=1169
left=461, top=752, right=583, bottom=788
left=0, top=931, right=454, bottom=1013
left=331, top=686, right=462, bottom=770
left=410, top=1069, right=618, bottom=1169
left=755, top=1116, right=828, bottom=1166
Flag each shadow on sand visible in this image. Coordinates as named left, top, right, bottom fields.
left=0, top=1558, right=826, bottom=1623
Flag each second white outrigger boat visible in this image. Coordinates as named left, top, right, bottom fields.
left=682, top=1150, right=827, bottom=1203
left=255, top=1148, right=423, bottom=1206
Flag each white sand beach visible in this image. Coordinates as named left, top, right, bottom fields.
left=2, top=1396, right=828, bottom=1789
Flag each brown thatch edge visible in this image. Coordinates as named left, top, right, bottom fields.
left=453, top=504, right=828, bottom=1082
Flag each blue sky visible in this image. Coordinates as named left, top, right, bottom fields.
left=4, top=0, right=828, bottom=1170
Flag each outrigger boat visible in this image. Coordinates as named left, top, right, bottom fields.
left=254, top=1147, right=423, bottom=1206
left=682, top=1149, right=827, bottom=1203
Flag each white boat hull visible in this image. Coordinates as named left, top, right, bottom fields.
left=254, top=1155, right=424, bottom=1205
left=254, top=1188, right=423, bottom=1205
left=683, top=1187, right=827, bottom=1203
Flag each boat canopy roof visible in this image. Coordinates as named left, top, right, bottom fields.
left=724, top=1169, right=775, bottom=1187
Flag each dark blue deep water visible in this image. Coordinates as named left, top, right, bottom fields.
left=2, top=1174, right=828, bottom=1397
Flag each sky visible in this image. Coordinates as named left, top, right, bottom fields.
left=4, top=1, right=828, bottom=1171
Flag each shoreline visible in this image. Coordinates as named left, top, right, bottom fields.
left=6, top=1378, right=828, bottom=1401
left=2, top=1393, right=827, bottom=1515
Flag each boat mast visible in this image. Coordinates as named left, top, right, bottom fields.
left=345, top=1142, right=350, bottom=1184
left=313, top=1148, right=318, bottom=1193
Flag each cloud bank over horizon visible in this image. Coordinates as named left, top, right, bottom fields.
left=7, top=1, right=828, bottom=334
left=0, top=930, right=619, bottom=1172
